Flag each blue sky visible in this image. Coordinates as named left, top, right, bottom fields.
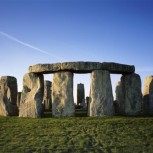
left=0, top=0, right=153, bottom=101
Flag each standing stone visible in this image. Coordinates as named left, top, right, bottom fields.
left=86, top=97, right=90, bottom=108
left=19, top=73, right=44, bottom=118
left=121, top=73, right=142, bottom=116
left=52, top=72, right=75, bottom=117
left=86, top=97, right=91, bottom=116
left=143, top=76, right=153, bottom=115
left=87, top=86, right=92, bottom=116
left=80, top=99, right=86, bottom=110
left=0, top=76, right=18, bottom=116
left=90, top=70, right=114, bottom=117
left=77, top=83, right=85, bottom=105
left=17, top=92, right=21, bottom=108
left=114, top=81, right=124, bottom=115
left=86, top=97, right=89, bottom=115
left=43, top=81, right=52, bottom=110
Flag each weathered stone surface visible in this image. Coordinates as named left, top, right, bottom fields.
left=77, top=83, right=85, bottom=105
left=0, top=76, right=18, bottom=116
left=29, top=62, right=135, bottom=74
left=43, top=80, right=52, bottom=110
left=52, top=72, right=75, bottom=117
left=61, top=62, right=102, bottom=73
left=114, top=81, right=124, bottom=114
left=19, top=73, right=44, bottom=118
left=17, top=92, right=21, bottom=108
left=121, top=73, right=142, bottom=116
left=29, top=63, right=61, bottom=74
left=90, top=70, right=114, bottom=117
left=143, top=76, right=153, bottom=115
left=101, top=62, right=135, bottom=74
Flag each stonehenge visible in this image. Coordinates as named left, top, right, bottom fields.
left=29, top=62, right=135, bottom=74
left=143, top=76, right=153, bottom=115
left=1, top=61, right=153, bottom=117
left=43, top=80, right=52, bottom=110
left=115, top=74, right=142, bottom=116
left=17, top=92, right=21, bottom=108
left=0, top=76, right=18, bottom=116
left=121, top=73, right=142, bottom=116
left=52, top=72, right=75, bottom=117
left=86, top=96, right=91, bottom=116
left=114, top=81, right=124, bottom=114
left=77, top=83, right=85, bottom=105
left=19, top=73, right=44, bottom=118
left=90, top=70, right=114, bottom=117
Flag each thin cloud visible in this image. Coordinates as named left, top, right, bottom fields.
left=0, top=31, right=64, bottom=62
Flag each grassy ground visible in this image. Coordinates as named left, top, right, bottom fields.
left=0, top=112, right=153, bottom=153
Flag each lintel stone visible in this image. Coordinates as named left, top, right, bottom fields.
left=29, top=62, right=135, bottom=74
left=29, top=63, right=61, bottom=74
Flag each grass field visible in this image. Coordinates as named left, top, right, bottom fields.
left=0, top=112, right=153, bottom=153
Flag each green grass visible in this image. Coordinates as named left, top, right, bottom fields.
left=0, top=113, right=153, bottom=153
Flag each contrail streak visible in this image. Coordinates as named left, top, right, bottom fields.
left=0, top=31, right=64, bottom=62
